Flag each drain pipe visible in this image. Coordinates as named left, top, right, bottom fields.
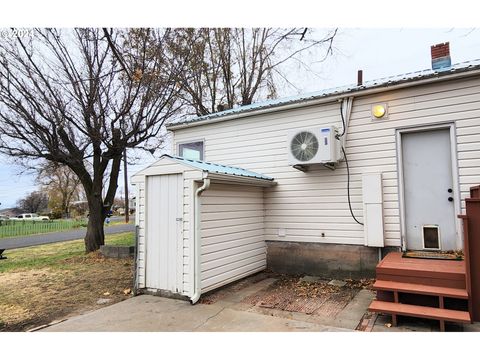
left=190, top=177, right=210, bottom=304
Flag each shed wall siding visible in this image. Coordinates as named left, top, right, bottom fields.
left=200, top=183, right=266, bottom=292
left=174, top=76, right=480, bottom=248
left=133, top=160, right=202, bottom=294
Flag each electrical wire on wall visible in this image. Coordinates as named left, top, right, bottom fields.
left=337, top=99, right=346, bottom=138
left=337, top=99, right=364, bottom=226
left=341, top=146, right=364, bottom=226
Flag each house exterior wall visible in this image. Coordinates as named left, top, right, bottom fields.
left=200, top=183, right=266, bottom=292
left=132, top=160, right=202, bottom=294
left=172, top=76, right=480, bottom=257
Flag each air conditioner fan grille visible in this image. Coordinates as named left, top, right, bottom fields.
left=290, top=131, right=319, bottom=162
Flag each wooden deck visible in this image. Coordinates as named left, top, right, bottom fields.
left=376, top=252, right=466, bottom=288
left=369, top=252, right=471, bottom=331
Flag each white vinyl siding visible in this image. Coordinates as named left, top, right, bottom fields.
left=200, top=183, right=266, bottom=293
left=135, top=181, right=146, bottom=288
left=133, top=157, right=269, bottom=298
left=174, top=76, right=480, bottom=248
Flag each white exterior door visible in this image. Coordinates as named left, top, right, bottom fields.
left=145, top=173, right=183, bottom=293
left=401, top=128, right=457, bottom=251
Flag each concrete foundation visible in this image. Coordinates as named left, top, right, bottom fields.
left=266, top=241, right=379, bottom=278
left=138, top=288, right=190, bottom=302
left=100, top=245, right=135, bottom=259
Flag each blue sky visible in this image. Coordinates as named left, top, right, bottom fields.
left=1, top=27, right=479, bottom=209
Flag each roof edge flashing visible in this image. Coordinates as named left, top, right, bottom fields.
left=205, top=172, right=277, bottom=187
left=140, top=154, right=274, bottom=182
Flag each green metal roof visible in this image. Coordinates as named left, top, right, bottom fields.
left=164, top=155, right=274, bottom=181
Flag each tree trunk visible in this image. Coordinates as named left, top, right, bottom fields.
left=84, top=194, right=105, bottom=252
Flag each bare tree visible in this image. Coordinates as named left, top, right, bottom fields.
left=37, top=162, right=83, bottom=218
left=17, top=191, right=48, bottom=214
left=159, top=28, right=337, bottom=116
left=0, top=28, right=187, bottom=251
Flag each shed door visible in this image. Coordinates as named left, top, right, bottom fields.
left=145, top=174, right=183, bottom=293
left=401, top=128, right=457, bottom=251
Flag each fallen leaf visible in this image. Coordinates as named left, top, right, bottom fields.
left=103, top=292, right=110, bottom=296
left=123, top=288, right=131, bottom=295
left=385, top=323, right=392, bottom=328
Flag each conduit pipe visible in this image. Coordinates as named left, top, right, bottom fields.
left=339, top=96, right=354, bottom=150
left=190, top=177, right=210, bottom=304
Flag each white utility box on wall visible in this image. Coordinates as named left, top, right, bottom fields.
left=362, top=173, right=385, bottom=247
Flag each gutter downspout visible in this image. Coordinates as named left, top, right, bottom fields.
left=190, top=176, right=210, bottom=304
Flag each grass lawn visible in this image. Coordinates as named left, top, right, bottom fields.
left=0, top=232, right=134, bottom=331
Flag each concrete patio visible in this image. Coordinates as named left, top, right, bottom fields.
left=36, top=273, right=480, bottom=332
left=40, top=277, right=372, bottom=332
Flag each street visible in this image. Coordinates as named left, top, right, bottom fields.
left=0, top=223, right=135, bottom=250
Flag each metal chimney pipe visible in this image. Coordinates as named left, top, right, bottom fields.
left=357, top=70, right=363, bottom=86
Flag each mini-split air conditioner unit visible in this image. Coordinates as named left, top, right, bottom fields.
left=287, top=126, right=341, bottom=166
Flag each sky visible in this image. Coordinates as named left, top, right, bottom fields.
left=0, top=27, right=479, bottom=209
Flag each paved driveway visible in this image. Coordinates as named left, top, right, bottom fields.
left=0, top=223, right=135, bottom=250
left=40, top=277, right=373, bottom=332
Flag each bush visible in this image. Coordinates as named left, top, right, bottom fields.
left=48, top=211, right=63, bottom=220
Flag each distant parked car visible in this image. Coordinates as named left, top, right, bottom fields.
left=11, top=213, right=50, bottom=221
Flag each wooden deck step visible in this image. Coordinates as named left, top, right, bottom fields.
left=373, top=280, right=469, bottom=299
left=376, top=252, right=466, bottom=288
left=369, top=300, right=471, bottom=323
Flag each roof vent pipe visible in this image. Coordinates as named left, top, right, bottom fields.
left=431, top=42, right=451, bottom=71
left=357, top=70, right=363, bottom=86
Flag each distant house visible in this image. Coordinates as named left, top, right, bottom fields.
left=132, top=43, right=480, bottom=328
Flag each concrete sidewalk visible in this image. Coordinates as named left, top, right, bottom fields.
left=41, top=277, right=371, bottom=332
left=41, top=295, right=350, bottom=332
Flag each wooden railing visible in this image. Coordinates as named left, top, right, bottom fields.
left=458, top=185, right=480, bottom=322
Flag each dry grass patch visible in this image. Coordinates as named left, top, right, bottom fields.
left=0, top=233, right=134, bottom=331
